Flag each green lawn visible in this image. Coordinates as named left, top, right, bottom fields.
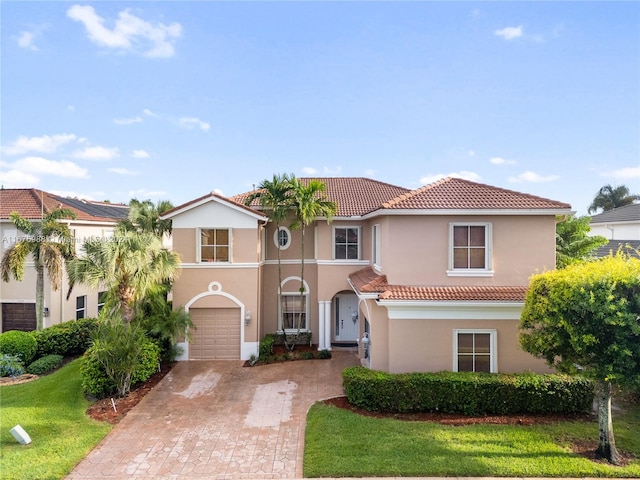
left=304, top=401, right=640, bottom=478
left=0, top=359, right=112, bottom=480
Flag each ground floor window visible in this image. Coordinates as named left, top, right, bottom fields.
left=453, top=329, right=496, bottom=373
left=280, top=294, right=307, bottom=331
left=76, top=295, right=87, bottom=320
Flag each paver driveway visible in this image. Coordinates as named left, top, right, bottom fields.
left=66, top=350, right=359, bottom=480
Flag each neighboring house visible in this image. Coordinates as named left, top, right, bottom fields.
left=163, top=177, right=571, bottom=374
left=0, top=188, right=128, bottom=331
left=589, top=203, right=640, bottom=258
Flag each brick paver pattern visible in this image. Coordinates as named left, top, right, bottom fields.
left=66, top=350, right=359, bottom=479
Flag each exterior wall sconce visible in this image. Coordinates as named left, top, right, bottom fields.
left=244, top=311, right=252, bottom=326
left=351, top=310, right=358, bottom=324
left=361, top=332, right=370, bottom=359
left=43, top=307, right=49, bottom=317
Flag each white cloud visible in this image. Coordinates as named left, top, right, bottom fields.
left=0, top=170, right=41, bottom=187
left=16, top=31, right=38, bottom=50
left=494, top=25, right=523, bottom=40
left=128, top=189, right=167, bottom=198
left=72, top=145, right=119, bottom=161
left=11, top=156, right=89, bottom=178
left=132, top=149, right=150, bottom=158
left=143, top=108, right=158, bottom=117
left=420, top=171, right=482, bottom=184
left=508, top=170, right=560, bottom=183
left=114, top=116, right=142, bottom=125
left=109, top=167, right=139, bottom=176
left=178, top=116, right=211, bottom=132
left=67, top=4, right=182, bottom=58
left=302, top=167, right=318, bottom=175
left=489, top=156, right=517, bottom=165
left=323, top=166, right=342, bottom=175
left=2, top=134, right=77, bottom=155
left=601, top=166, right=640, bottom=180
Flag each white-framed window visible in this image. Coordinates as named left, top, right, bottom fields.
left=97, top=291, right=107, bottom=314
left=76, top=295, right=87, bottom=320
left=334, top=226, right=360, bottom=260
left=372, top=224, right=381, bottom=267
left=273, top=226, right=291, bottom=250
left=453, top=329, right=497, bottom=373
left=448, top=223, right=493, bottom=276
left=199, top=228, right=230, bottom=262
left=280, top=294, right=308, bottom=331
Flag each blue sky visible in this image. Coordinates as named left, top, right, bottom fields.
left=1, top=1, right=638, bottom=215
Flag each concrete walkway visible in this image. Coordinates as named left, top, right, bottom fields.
left=66, top=350, right=360, bottom=479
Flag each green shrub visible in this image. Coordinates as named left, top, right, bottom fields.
left=81, top=325, right=161, bottom=399
left=32, top=318, right=98, bottom=358
left=342, top=367, right=594, bottom=415
left=259, top=334, right=275, bottom=359
left=0, top=330, right=37, bottom=365
left=27, top=354, right=64, bottom=375
left=272, top=331, right=312, bottom=346
left=318, top=349, right=332, bottom=360
left=0, top=354, right=25, bottom=377
left=299, top=351, right=315, bottom=360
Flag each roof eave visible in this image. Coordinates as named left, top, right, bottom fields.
left=363, top=208, right=572, bottom=219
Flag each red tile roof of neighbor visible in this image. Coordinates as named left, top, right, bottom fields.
left=0, top=188, right=128, bottom=223
left=233, top=177, right=571, bottom=217
left=349, top=267, right=528, bottom=302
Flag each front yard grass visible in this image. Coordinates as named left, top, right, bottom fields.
left=304, top=400, right=640, bottom=478
left=0, top=358, right=112, bottom=480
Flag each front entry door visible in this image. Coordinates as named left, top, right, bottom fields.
left=334, top=293, right=359, bottom=342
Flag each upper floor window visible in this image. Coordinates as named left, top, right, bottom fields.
left=454, top=329, right=496, bottom=373
left=200, top=228, right=230, bottom=262
left=273, top=226, right=291, bottom=250
left=449, top=223, right=492, bottom=275
left=372, top=224, right=381, bottom=267
left=334, top=227, right=360, bottom=260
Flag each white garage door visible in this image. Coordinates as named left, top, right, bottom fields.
left=189, top=307, right=241, bottom=360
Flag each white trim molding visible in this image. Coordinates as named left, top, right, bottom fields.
left=378, top=300, right=524, bottom=320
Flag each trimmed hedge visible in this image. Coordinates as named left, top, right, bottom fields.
left=27, top=354, right=64, bottom=375
left=0, top=330, right=37, bottom=365
left=342, top=366, right=594, bottom=415
left=32, top=318, right=98, bottom=358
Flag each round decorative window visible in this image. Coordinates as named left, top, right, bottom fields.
left=273, top=226, right=291, bottom=250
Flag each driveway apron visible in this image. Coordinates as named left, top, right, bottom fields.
left=66, top=350, right=359, bottom=479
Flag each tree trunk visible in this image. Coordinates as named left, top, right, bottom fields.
left=35, top=264, right=45, bottom=330
left=595, top=379, right=619, bottom=465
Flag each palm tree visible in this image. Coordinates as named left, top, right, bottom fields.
left=120, top=199, right=174, bottom=238
left=245, top=173, right=294, bottom=326
left=1, top=208, right=77, bottom=330
left=289, top=178, right=337, bottom=347
left=588, top=184, right=639, bottom=214
left=67, top=229, right=180, bottom=323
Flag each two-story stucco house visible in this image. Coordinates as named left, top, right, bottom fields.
left=162, top=177, right=571, bottom=374
left=0, top=188, right=128, bottom=331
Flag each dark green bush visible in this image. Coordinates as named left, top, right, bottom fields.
left=0, top=354, right=25, bottom=377
left=318, top=349, right=332, bottom=359
left=259, top=334, right=275, bottom=359
left=27, top=354, right=64, bottom=375
left=0, top=330, right=37, bottom=365
left=32, top=318, right=98, bottom=358
left=342, top=366, right=594, bottom=415
left=299, top=351, right=315, bottom=360
left=272, top=331, right=312, bottom=346
left=81, top=335, right=161, bottom=399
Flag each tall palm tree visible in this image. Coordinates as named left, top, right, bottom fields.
left=245, top=173, right=294, bottom=326
left=588, top=184, right=639, bottom=214
left=120, top=199, right=174, bottom=238
left=1, top=208, right=77, bottom=330
left=289, top=178, right=337, bottom=346
left=67, top=229, right=180, bottom=323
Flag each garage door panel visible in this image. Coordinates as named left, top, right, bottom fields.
left=2, top=303, right=36, bottom=332
left=189, top=307, right=240, bottom=360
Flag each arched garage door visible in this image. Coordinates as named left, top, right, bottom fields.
left=189, top=307, right=241, bottom=360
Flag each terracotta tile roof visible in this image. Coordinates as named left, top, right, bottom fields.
left=349, top=267, right=527, bottom=302
left=382, top=177, right=571, bottom=211
left=0, top=188, right=127, bottom=223
left=232, top=177, right=410, bottom=217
